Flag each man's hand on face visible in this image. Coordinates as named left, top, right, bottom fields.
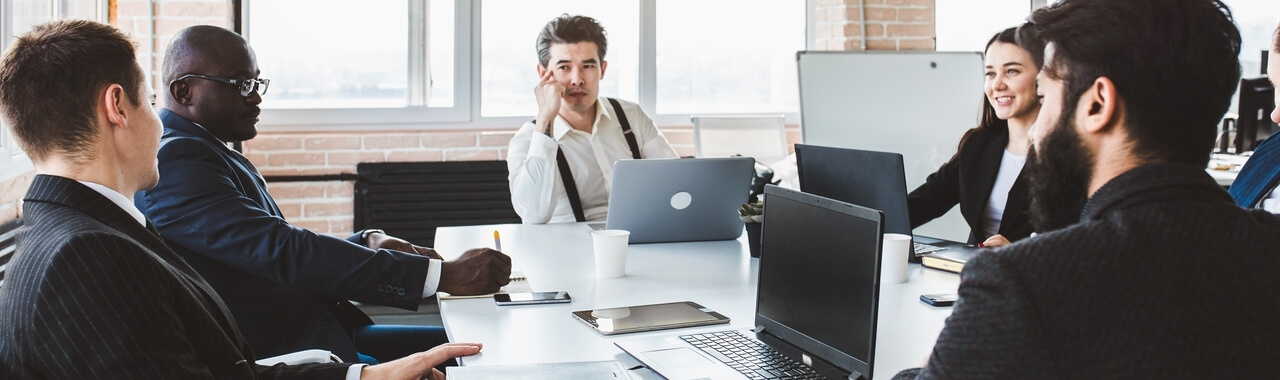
left=367, top=232, right=444, bottom=260
left=438, top=248, right=514, bottom=296
left=534, top=67, right=564, bottom=136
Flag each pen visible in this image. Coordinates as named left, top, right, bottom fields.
left=493, top=230, right=502, bottom=252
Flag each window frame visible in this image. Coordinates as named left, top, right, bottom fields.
left=252, top=0, right=803, bottom=132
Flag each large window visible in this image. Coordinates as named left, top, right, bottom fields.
left=249, top=0, right=805, bottom=129
left=0, top=0, right=104, bottom=179
left=655, top=1, right=804, bottom=115
left=935, top=0, right=1031, bottom=53
left=479, top=0, right=639, bottom=118
left=247, top=0, right=455, bottom=109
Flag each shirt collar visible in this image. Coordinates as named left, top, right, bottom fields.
left=552, top=96, right=613, bottom=141
left=77, top=181, right=147, bottom=227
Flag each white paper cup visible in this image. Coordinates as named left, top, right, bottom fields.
left=592, top=230, right=630, bottom=279
left=881, top=233, right=912, bottom=284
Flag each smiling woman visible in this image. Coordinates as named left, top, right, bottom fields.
left=905, top=26, right=1045, bottom=246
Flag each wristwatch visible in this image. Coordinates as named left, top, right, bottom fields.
left=360, top=229, right=386, bottom=245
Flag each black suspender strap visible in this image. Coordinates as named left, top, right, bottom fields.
left=556, top=148, right=588, bottom=222
left=608, top=98, right=643, bottom=160
left=550, top=99, right=642, bottom=223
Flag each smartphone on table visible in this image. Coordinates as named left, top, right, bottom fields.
left=920, top=293, right=958, bottom=307
left=494, top=291, right=571, bottom=306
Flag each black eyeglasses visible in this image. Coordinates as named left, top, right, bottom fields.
left=171, top=74, right=270, bottom=97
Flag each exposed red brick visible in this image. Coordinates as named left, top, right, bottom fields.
left=245, top=136, right=303, bottom=151
left=364, top=135, right=421, bottom=149
left=421, top=133, right=477, bottom=148
left=478, top=132, right=516, bottom=147
left=661, top=128, right=695, bottom=145
left=887, top=24, right=934, bottom=38
left=867, top=39, right=898, bottom=50
left=898, top=38, right=936, bottom=51
left=306, top=136, right=362, bottom=150
left=159, top=1, right=230, bottom=18
left=898, top=8, right=934, bottom=22
left=443, top=149, right=500, bottom=161
left=865, top=6, right=896, bottom=22
left=386, top=150, right=445, bottom=162
left=304, top=201, right=353, bottom=218
left=290, top=220, right=329, bottom=233
left=326, top=151, right=385, bottom=167
left=266, top=152, right=326, bottom=167
left=258, top=167, right=348, bottom=177
left=886, top=0, right=933, bottom=7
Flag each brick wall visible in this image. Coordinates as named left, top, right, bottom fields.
left=0, top=0, right=926, bottom=237
left=815, top=0, right=936, bottom=51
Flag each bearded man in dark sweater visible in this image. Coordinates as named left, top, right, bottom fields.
left=894, top=0, right=1280, bottom=378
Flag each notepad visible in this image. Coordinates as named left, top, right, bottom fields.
left=437, top=271, right=533, bottom=300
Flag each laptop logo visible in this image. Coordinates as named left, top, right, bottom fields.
left=803, top=353, right=813, bottom=367
left=670, top=192, right=692, bottom=210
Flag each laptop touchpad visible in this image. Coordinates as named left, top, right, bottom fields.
left=643, top=348, right=713, bottom=369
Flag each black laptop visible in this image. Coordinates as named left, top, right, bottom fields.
left=794, top=143, right=982, bottom=268
left=615, top=185, right=884, bottom=380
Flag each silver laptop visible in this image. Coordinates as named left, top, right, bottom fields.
left=605, top=157, right=755, bottom=244
left=794, top=144, right=983, bottom=261
left=616, top=185, right=884, bottom=380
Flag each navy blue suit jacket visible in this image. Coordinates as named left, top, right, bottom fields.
left=1230, top=136, right=1280, bottom=208
left=136, top=110, right=431, bottom=362
left=1, top=175, right=348, bottom=378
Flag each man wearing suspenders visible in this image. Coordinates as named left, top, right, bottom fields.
left=507, top=14, right=679, bottom=224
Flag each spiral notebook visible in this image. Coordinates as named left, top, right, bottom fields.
left=437, top=271, right=532, bottom=300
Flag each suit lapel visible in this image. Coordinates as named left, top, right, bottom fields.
left=966, top=130, right=1009, bottom=233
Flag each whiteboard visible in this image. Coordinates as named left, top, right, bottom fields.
left=797, top=51, right=984, bottom=241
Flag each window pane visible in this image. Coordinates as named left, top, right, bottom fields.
left=655, top=1, right=804, bottom=114
left=1223, top=0, right=1280, bottom=74
left=935, top=0, right=1029, bottom=52
left=428, top=0, right=455, bottom=107
left=480, top=0, right=639, bottom=117
left=249, top=0, right=408, bottom=109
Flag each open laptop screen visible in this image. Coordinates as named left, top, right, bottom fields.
left=757, top=185, right=883, bottom=377
left=794, top=144, right=911, bottom=238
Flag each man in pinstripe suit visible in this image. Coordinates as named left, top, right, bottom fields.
left=0, top=20, right=478, bottom=379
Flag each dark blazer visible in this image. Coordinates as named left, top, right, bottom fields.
left=907, top=127, right=1032, bottom=244
left=1229, top=135, right=1280, bottom=208
left=0, top=175, right=348, bottom=379
left=896, top=164, right=1280, bottom=379
left=135, top=110, right=431, bottom=362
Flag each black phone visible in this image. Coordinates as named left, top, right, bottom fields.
left=494, top=291, right=571, bottom=306
left=920, top=293, right=958, bottom=307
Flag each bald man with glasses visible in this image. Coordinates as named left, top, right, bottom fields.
left=135, top=25, right=513, bottom=366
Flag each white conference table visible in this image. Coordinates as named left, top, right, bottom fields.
left=434, top=223, right=961, bottom=380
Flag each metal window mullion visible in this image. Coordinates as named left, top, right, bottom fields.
left=408, top=0, right=429, bottom=106
left=638, top=0, right=656, bottom=116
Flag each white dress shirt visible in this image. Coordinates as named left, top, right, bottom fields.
left=507, top=97, right=679, bottom=224
left=1261, top=185, right=1280, bottom=214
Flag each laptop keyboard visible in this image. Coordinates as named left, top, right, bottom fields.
left=680, top=331, right=828, bottom=380
left=914, top=242, right=949, bottom=255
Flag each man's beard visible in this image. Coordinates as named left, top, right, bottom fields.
left=1025, top=113, right=1094, bottom=233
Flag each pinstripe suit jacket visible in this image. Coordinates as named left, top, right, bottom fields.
left=0, top=175, right=348, bottom=379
